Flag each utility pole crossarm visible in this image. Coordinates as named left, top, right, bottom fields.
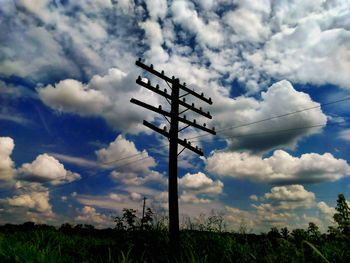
left=130, top=98, right=171, bottom=118
left=178, top=99, right=212, bottom=119
left=137, top=76, right=211, bottom=119
left=177, top=138, right=203, bottom=156
left=177, top=116, right=216, bottom=135
left=136, top=77, right=172, bottom=100
left=131, top=99, right=215, bottom=134
left=177, top=84, right=212, bottom=105
left=143, top=120, right=169, bottom=138
left=136, top=59, right=212, bottom=104
left=136, top=60, right=173, bottom=83
left=143, top=121, right=204, bottom=156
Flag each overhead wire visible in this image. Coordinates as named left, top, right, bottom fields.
left=92, top=119, right=349, bottom=172
left=99, top=96, right=350, bottom=165
left=0, top=154, right=167, bottom=196
left=188, top=96, right=350, bottom=140
left=0, top=175, right=83, bottom=195
left=3, top=96, right=346, bottom=193
left=3, top=95, right=348, bottom=206
left=191, top=120, right=349, bottom=143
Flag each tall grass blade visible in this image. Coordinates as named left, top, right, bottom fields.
left=302, top=240, right=330, bottom=263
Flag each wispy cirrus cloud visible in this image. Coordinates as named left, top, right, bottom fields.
left=339, top=129, right=350, bottom=142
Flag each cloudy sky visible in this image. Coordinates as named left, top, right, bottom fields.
left=1, top=0, right=350, bottom=232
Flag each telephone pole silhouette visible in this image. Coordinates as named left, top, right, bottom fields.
left=131, top=58, right=216, bottom=249
left=141, top=196, right=147, bottom=230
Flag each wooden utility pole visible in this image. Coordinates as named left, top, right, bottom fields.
left=131, top=58, right=215, bottom=249
left=142, top=196, right=147, bottom=221
left=141, top=196, right=147, bottom=230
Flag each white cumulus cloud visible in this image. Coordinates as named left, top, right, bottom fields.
left=6, top=183, right=53, bottom=215
left=206, top=150, right=350, bottom=184
left=38, top=79, right=110, bottom=116
left=96, top=135, right=166, bottom=186
left=211, top=80, right=327, bottom=153
left=75, top=206, right=112, bottom=228
left=179, top=172, right=223, bottom=194
left=0, top=137, right=16, bottom=181
left=317, top=201, right=336, bottom=216
left=264, top=185, right=315, bottom=202
left=38, top=68, right=160, bottom=134
left=18, top=154, right=81, bottom=185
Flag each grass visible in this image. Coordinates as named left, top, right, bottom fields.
left=0, top=227, right=349, bottom=262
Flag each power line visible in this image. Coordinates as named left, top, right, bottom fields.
left=9, top=96, right=346, bottom=175
left=100, top=96, right=350, bottom=165
left=0, top=178, right=79, bottom=196
left=0, top=154, right=167, bottom=196
left=100, top=144, right=170, bottom=165
left=101, top=152, right=149, bottom=165
left=4, top=120, right=346, bottom=193
left=192, top=120, right=349, bottom=143
left=188, top=96, right=350, bottom=140
left=90, top=120, right=349, bottom=171
left=0, top=146, right=170, bottom=196
left=106, top=120, right=349, bottom=167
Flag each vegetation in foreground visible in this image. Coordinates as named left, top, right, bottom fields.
left=0, top=194, right=349, bottom=262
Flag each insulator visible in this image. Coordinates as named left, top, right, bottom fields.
left=212, top=127, right=215, bottom=131
left=183, top=82, right=186, bottom=86
left=207, top=111, right=210, bottom=115
left=161, top=70, right=164, bottom=75
left=199, top=107, right=202, bottom=111
left=156, top=84, right=159, bottom=89
left=183, top=115, right=186, bottom=119
left=195, top=146, right=198, bottom=150
left=163, top=126, right=167, bottom=131
left=164, top=89, right=167, bottom=93
left=193, top=119, right=196, bottom=124
left=158, top=105, right=162, bottom=110
left=203, top=123, right=206, bottom=127
left=183, top=98, right=186, bottom=102
left=138, top=57, right=142, bottom=62
left=184, top=139, right=187, bottom=143
left=150, top=64, right=153, bottom=69
left=209, top=97, right=212, bottom=103
left=148, top=79, right=151, bottom=85
left=201, top=92, right=204, bottom=97
left=137, top=76, right=141, bottom=81
left=192, top=103, right=194, bottom=107
left=188, top=142, right=191, bottom=146
left=172, top=76, right=175, bottom=80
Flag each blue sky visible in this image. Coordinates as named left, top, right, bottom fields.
left=1, top=0, right=350, bottom=232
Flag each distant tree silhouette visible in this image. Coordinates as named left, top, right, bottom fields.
left=59, top=223, right=73, bottom=233
left=207, top=211, right=225, bottom=232
left=280, top=227, right=289, bottom=238
left=74, top=224, right=83, bottom=230
left=333, top=193, right=350, bottom=235
left=141, top=208, right=154, bottom=230
left=83, top=224, right=95, bottom=230
left=114, top=216, right=125, bottom=231
left=123, top=208, right=137, bottom=230
left=291, top=228, right=307, bottom=244
left=307, top=222, right=321, bottom=242
left=114, top=208, right=140, bottom=230
left=327, top=225, right=342, bottom=239
left=22, top=221, right=35, bottom=230
left=267, top=227, right=281, bottom=239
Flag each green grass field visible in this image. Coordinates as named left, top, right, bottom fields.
left=0, top=224, right=349, bottom=263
